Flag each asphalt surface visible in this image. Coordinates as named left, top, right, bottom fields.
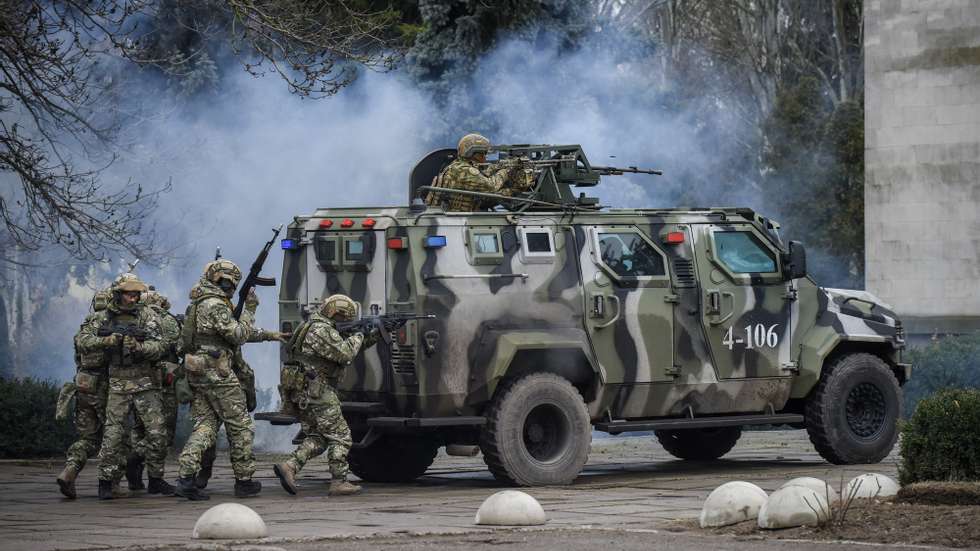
left=0, top=430, right=904, bottom=551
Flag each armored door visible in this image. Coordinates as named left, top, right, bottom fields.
left=692, top=224, right=793, bottom=380
left=578, top=225, right=675, bottom=385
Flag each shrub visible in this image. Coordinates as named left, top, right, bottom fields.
left=899, top=388, right=980, bottom=485
left=903, top=332, right=980, bottom=415
left=0, top=377, right=77, bottom=458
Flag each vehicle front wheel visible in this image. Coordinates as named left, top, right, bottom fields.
left=805, top=352, right=902, bottom=464
left=480, top=373, right=591, bottom=486
left=656, top=427, right=742, bottom=460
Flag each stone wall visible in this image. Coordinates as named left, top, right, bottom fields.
left=865, top=0, right=980, bottom=336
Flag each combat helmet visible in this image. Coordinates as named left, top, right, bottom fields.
left=142, top=287, right=171, bottom=310
left=457, top=133, right=491, bottom=160
left=204, top=259, right=242, bottom=287
left=321, top=294, right=358, bottom=321
left=112, top=272, right=148, bottom=293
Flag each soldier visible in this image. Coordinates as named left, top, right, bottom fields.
left=57, top=287, right=120, bottom=498
left=75, top=273, right=175, bottom=499
left=273, top=294, right=376, bottom=496
left=125, top=288, right=182, bottom=491
left=424, top=133, right=531, bottom=211
left=175, top=260, right=281, bottom=500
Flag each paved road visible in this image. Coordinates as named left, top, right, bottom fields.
left=0, top=431, right=900, bottom=551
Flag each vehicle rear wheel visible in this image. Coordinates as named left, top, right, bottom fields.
left=656, top=427, right=742, bottom=460
left=348, top=434, right=439, bottom=482
left=805, top=352, right=902, bottom=464
left=480, top=373, right=591, bottom=486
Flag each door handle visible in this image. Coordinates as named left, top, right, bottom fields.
left=595, top=294, right=621, bottom=330
left=706, top=290, right=735, bottom=325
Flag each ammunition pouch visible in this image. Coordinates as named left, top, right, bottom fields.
left=56, top=382, right=77, bottom=420
left=183, top=349, right=231, bottom=377
left=74, top=371, right=103, bottom=394
left=78, top=351, right=106, bottom=370
left=280, top=363, right=306, bottom=393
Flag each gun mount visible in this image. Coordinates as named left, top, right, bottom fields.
left=408, top=144, right=661, bottom=212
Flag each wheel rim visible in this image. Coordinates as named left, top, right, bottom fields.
left=522, top=403, right=571, bottom=463
left=845, top=382, right=887, bottom=439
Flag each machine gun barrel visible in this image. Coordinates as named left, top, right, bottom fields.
left=591, top=165, right=663, bottom=176
left=233, top=224, right=283, bottom=320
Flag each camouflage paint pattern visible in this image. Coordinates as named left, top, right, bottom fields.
left=132, top=303, right=182, bottom=451
left=277, top=205, right=906, bottom=427
left=178, top=383, right=255, bottom=480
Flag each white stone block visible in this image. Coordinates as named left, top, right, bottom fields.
left=758, top=486, right=830, bottom=530
left=193, top=503, right=268, bottom=540
left=845, top=474, right=900, bottom=499
left=475, top=491, right=547, bottom=526
left=699, top=481, right=768, bottom=528
left=779, top=478, right=840, bottom=504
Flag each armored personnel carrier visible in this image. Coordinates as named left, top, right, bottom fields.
left=259, top=144, right=909, bottom=486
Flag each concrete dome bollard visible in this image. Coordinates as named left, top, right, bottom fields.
left=193, top=503, right=268, bottom=540
left=845, top=473, right=900, bottom=499
left=474, top=490, right=547, bottom=526
left=780, top=477, right=840, bottom=504
left=699, top=481, right=768, bottom=528
left=758, top=486, right=830, bottom=529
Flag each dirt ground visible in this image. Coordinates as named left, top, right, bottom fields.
left=674, top=499, right=980, bottom=548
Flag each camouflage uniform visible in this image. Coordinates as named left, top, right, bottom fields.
left=274, top=295, right=375, bottom=496
left=75, top=275, right=172, bottom=498
left=175, top=260, right=278, bottom=500
left=58, top=286, right=134, bottom=499
left=127, top=290, right=182, bottom=489
left=424, top=133, right=527, bottom=211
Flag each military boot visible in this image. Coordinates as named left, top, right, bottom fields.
left=194, top=446, right=216, bottom=489
left=273, top=462, right=298, bottom=495
left=56, top=465, right=78, bottom=499
left=234, top=479, right=262, bottom=498
left=111, top=480, right=130, bottom=498
left=98, top=479, right=113, bottom=500
left=147, top=477, right=175, bottom=496
left=175, top=476, right=209, bottom=501
left=328, top=478, right=362, bottom=496
left=125, top=454, right=145, bottom=491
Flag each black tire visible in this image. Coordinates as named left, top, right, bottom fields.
left=805, top=352, right=902, bottom=464
left=656, top=427, right=742, bottom=460
left=480, top=373, right=591, bottom=486
left=348, top=435, right=439, bottom=482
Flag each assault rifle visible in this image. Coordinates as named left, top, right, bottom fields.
left=97, top=322, right=150, bottom=365
left=336, top=313, right=436, bottom=343
left=233, top=225, right=283, bottom=320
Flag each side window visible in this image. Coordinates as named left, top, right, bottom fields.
left=345, top=238, right=365, bottom=262
left=597, top=232, right=666, bottom=277
left=714, top=232, right=776, bottom=274
left=518, top=227, right=556, bottom=263
left=314, top=234, right=340, bottom=271
left=467, top=227, right=504, bottom=265
left=473, top=233, right=499, bottom=254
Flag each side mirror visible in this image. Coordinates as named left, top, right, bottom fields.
left=782, top=241, right=807, bottom=280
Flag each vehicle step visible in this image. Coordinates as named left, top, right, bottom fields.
left=594, top=413, right=804, bottom=433
left=254, top=412, right=299, bottom=425
left=368, top=416, right=487, bottom=429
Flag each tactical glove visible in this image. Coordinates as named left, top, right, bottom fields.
left=100, top=334, right=121, bottom=349
left=123, top=335, right=143, bottom=357
left=245, top=289, right=259, bottom=313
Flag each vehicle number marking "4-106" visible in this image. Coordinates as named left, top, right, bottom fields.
left=723, top=324, right=779, bottom=350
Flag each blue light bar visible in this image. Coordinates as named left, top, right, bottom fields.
left=280, top=238, right=299, bottom=250
left=424, top=235, right=447, bottom=249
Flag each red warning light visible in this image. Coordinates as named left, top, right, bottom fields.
left=665, top=231, right=685, bottom=244
left=362, top=218, right=376, bottom=228
left=340, top=218, right=354, bottom=228
left=318, top=219, right=333, bottom=229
